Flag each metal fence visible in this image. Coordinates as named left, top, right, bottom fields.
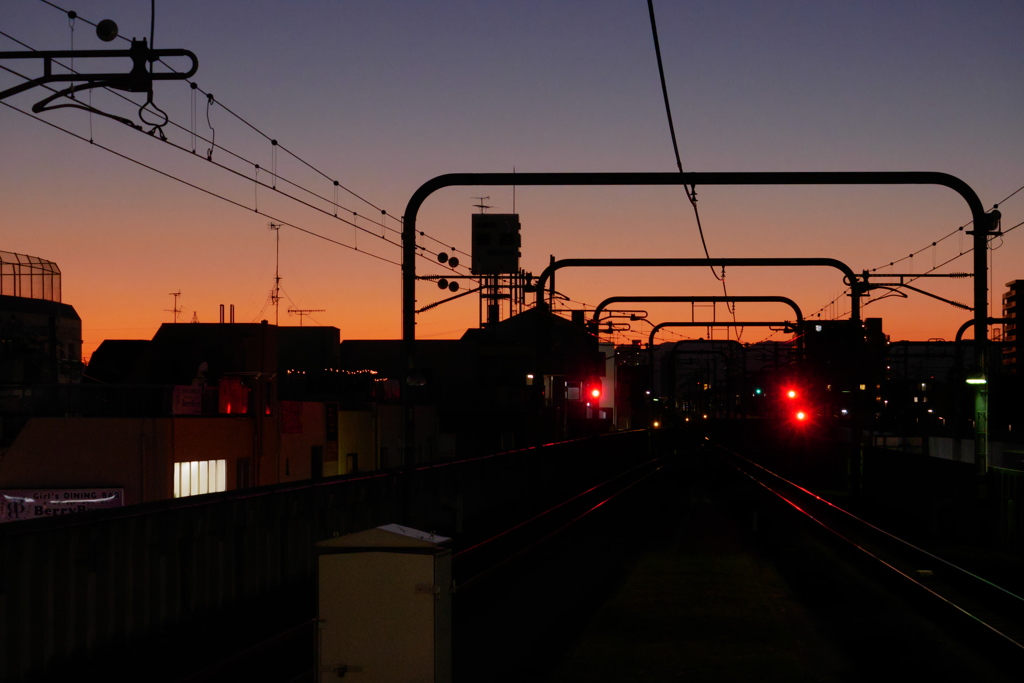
left=0, top=251, right=61, bottom=302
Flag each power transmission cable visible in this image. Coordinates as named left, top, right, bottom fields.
left=868, top=183, right=1023, bottom=275
left=757, top=217, right=1024, bottom=343
left=1, top=99, right=403, bottom=267
left=0, top=35, right=467, bottom=276
left=0, top=35, right=407, bottom=253
left=647, top=0, right=737, bottom=335
left=757, top=183, right=1024, bottom=342
left=31, top=1, right=473, bottom=261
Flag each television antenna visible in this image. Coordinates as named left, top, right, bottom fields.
left=472, top=196, right=492, bottom=214
left=287, top=308, right=325, bottom=327
left=165, top=290, right=182, bottom=323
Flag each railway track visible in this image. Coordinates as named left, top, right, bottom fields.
left=710, top=437, right=1024, bottom=678
left=451, top=454, right=672, bottom=681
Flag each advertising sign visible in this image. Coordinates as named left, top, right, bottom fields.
left=1, top=489, right=124, bottom=523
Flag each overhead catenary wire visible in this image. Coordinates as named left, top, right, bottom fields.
left=0, top=31, right=406, bottom=250
left=29, top=1, right=474, bottom=261
left=647, top=0, right=738, bottom=335
left=757, top=216, right=1024, bottom=343
left=767, top=184, right=1024, bottom=339
left=867, top=181, right=1023, bottom=275
left=1, top=99, right=403, bottom=267
left=0, top=31, right=470, bottom=275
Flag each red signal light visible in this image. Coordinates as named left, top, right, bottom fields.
left=795, top=410, right=807, bottom=421
left=786, top=389, right=798, bottom=399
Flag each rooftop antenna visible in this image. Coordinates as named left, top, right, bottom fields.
left=287, top=308, right=325, bottom=327
left=472, top=196, right=492, bottom=214
left=268, top=222, right=282, bottom=325
left=166, top=290, right=182, bottom=323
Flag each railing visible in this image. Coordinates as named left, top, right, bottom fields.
left=0, top=430, right=649, bottom=682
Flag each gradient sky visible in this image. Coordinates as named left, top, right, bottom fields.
left=2, top=0, right=1023, bottom=360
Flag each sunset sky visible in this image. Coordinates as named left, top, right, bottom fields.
left=2, top=0, right=1023, bottom=360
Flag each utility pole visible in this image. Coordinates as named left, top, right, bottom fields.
left=269, top=222, right=282, bottom=326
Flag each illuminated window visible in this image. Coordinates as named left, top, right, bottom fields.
left=173, top=460, right=228, bottom=498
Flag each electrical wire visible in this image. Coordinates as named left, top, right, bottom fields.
left=771, top=183, right=1024, bottom=342
left=0, top=29, right=404, bottom=248
left=757, top=217, right=1024, bottom=343
left=31, top=0, right=474, bottom=261
left=869, top=182, right=1024, bottom=274
left=647, top=0, right=737, bottom=336
left=0, top=29, right=470, bottom=276
left=1, top=99, right=403, bottom=267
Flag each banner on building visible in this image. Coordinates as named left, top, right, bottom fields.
left=1, top=488, right=124, bottom=523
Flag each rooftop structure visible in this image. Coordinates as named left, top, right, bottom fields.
left=0, top=250, right=61, bottom=303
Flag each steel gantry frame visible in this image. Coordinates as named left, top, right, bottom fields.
left=401, top=171, right=997, bottom=475
left=646, top=321, right=797, bottom=411
left=539, top=258, right=856, bottom=320
left=590, top=295, right=805, bottom=330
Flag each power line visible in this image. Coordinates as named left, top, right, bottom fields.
left=0, top=30, right=473, bottom=277
left=29, top=1, right=474, bottom=261
left=647, top=0, right=737, bottom=334
left=779, top=184, right=1024, bottom=342
left=0, top=30, right=402, bottom=248
left=1, top=99, right=403, bottom=267
left=869, top=181, right=1024, bottom=274
left=760, top=218, right=1024, bottom=343
left=646, top=0, right=718, bottom=269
